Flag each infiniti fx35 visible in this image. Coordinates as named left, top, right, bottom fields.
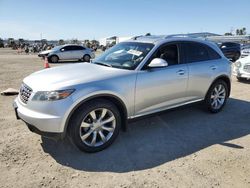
left=14, top=36, right=231, bottom=152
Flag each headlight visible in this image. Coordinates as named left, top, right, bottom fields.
left=32, top=89, right=75, bottom=101
left=235, top=61, right=241, bottom=68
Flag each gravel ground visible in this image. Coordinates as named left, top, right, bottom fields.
left=0, top=48, right=250, bottom=188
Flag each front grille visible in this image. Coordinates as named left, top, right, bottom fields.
left=243, top=64, right=250, bottom=73
left=19, top=83, right=32, bottom=104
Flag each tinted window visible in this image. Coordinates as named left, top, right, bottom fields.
left=184, top=42, right=210, bottom=63
left=74, top=46, right=85, bottom=50
left=207, top=46, right=221, bottom=60
left=62, top=46, right=74, bottom=51
left=154, top=44, right=179, bottom=66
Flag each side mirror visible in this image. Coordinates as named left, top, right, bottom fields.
left=61, top=48, right=65, bottom=52
left=148, top=58, right=168, bottom=68
left=221, top=45, right=226, bottom=49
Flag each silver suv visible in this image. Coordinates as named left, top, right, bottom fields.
left=14, top=36, right=231, bottom=152
left=38, top=44, right=95, bottom=63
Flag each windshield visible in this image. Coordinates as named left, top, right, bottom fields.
left=52, top=46, right=62, bottom=51
left=93, top=42, right=154, bottom=70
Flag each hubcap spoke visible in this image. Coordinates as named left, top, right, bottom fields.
left=102, top=126, right=114, bottom=132
left=81, top=122, right=91, bottom=128
left=98, top=130, right=106, bottom=143
left=100, top=109, right=107, bottom=120
left=101, top=116, right=115, bottom=125
left=90, top=131, right=97, bottom=146
left=81, top=129, right=94, bottom=140
left=218, top=88, right=225, bottom=95
left=90, top=110, right=97, bottom=121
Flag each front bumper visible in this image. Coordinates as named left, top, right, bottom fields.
left=232, top=66, right=250, bottom=78
left=13, top=97, right=68, bottom=139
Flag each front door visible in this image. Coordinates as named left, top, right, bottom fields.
left=135, top=43, right=188, bottom=116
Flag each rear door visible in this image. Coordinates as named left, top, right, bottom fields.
left=182, top=42, right=222, bottom=100
left=72, top=46, right=86, bottom=59
left=58, top=46, right=74, bottom=60
left=135, top=43, right=189, bottom=116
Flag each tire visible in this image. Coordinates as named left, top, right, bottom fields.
left=83, top=54, right=91, bottom=62
left=236, top=76, right=246, bottom=82
left=204, top=80, right=228, bottom=113
left=49, top=55, right=59, bottom=63
left=68, top=99, right=121, bottom=152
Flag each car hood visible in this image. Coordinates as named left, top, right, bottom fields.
left=23, top=63, right=133, bottom=91
left=39, top=49, right=53, bottom=55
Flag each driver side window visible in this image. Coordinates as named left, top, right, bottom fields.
left=154, top=44, right=179, bottom=66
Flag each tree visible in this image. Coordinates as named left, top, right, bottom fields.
left=224, top=32, right=233, bottom=36
left=0, top=38, right=4, bottom=48
left=242, top=27, right=247, bottom=35
left=236, top=27, right=247, bottom=35
left=18, top=38, right=24, bottom=44
left=71, top=38, right=79, bottom=44
left=7, top=38, right=16, bottom=48
left=41, top=39, right=47, bottom=45
left=236, top=29, right=240, bottom=35
left=58, top=39, right=65, bottom=45
left=145, top=33, right=151, bottom=36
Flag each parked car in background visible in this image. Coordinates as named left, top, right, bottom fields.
left=14, top=36, right=231, bottom=152
left=218, top=42, right=241, bottom=61
left=38, top=44, right=95, bottom=63
left=241, top=44, right=250, bottom=58
left=233, top=55, right=250, bottom=81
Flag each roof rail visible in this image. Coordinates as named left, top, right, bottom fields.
left=133, top=35, right=143, bottom=40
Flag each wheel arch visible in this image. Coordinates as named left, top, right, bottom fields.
left=62, top=94, right=128, bottom=138
left=48, top=54, right=59, bottom=62
left=208, top=75, right=231, bottom=97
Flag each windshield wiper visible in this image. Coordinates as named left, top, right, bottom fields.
left=93, top=62, right=112, bottom=67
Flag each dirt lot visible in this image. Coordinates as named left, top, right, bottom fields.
left=0, top=48, right=250, bottom=188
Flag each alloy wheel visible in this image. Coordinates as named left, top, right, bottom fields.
left=210, top=84, right=226, bottom=110
left=79, top=108, right=116, bottom=147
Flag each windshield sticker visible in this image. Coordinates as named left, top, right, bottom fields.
left=127, top=49, right=143, bottom=56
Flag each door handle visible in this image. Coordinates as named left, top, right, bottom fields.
left=210, top=65, right=217, bottom=70
left=177, top=69, right=185, bottom=75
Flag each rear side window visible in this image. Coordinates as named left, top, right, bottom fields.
left=207, top=46, right=221, bottom=60
left=75, top=46, right=85, bottom=50
left=184, top=42, right=210, bottom=63
left=63, top=46, right=74, bottom=51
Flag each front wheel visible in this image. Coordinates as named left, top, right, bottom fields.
left=204, top=80, right=228, bottom=113
left=49, top=55, right=59, bottom=63
left=68, top=99, right=121, bottom=152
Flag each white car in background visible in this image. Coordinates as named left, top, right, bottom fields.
left=38, top=44, right=95, bottom=63
left=233, top=55, right=250, bottom=81
left=241, top=46, right=250, bottom=58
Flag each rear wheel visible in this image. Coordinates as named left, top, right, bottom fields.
left=204, top=80, right=228, bottom=113
left=68, top=99, right=121, bottom=152
left=83, top=54, right=91, bottom=62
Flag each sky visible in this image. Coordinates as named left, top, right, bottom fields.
left=0, top=0, right=250, bottom=40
